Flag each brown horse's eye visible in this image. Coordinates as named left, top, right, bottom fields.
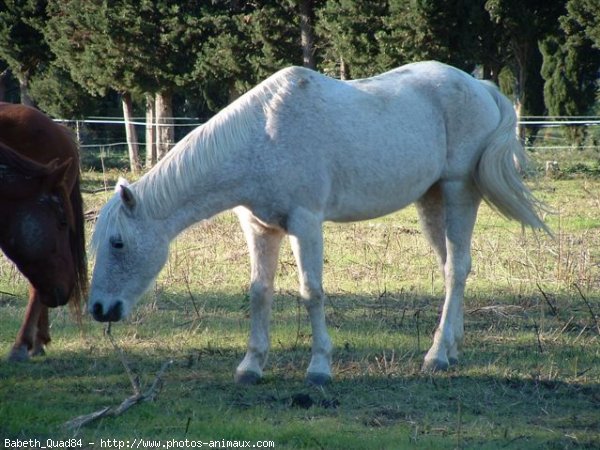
left=46, top=195, right=68, bottom=228
left=110, top=236, right=124, bottom=249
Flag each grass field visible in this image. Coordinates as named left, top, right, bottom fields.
left=1, top=164, right=599, bottom=449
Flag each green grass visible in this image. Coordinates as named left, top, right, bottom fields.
left=1, top=171, right=599, bottom=449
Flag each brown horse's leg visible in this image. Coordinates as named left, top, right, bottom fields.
left=31, top=304, right=51, bottom=357
left=8, top=287, right=43, bottom=362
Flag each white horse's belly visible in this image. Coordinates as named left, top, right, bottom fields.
left=324, top=163, right=441, bottom=222
left=324, top=187, right=429, bottom=222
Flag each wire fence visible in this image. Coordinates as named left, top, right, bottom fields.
left=520, top=116, right=600, bottom=151
left=58, top=116, right=600, bottom=172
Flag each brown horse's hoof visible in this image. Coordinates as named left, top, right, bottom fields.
left=7, top=345, right=30, bottom=362
left=29, top=345, right=46, bottom=358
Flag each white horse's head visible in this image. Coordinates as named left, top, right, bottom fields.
left=88, top=180, right=170, bottom=322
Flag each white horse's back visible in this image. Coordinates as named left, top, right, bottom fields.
left=243, top=61, right=504, bottom=223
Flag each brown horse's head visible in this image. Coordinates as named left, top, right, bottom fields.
left=0, top=142, right=79, bottom=307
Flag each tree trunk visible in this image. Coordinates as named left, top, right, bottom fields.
left=18, top=75, right=34, bottom=107
left=511, top=39, right=528, bottom=141
left=122, top=92, right=141, bottom=174
left=512, top=38, right=545, bottom=143
left=74, top=120, right=82, bottom=145
left=155, top=90, right=173, bottom=160
left=339, top=56, right=348, bottom=80
left=299, top=0, right=316, bottom=69
left=145, top=93, right=156, bottom=168
left=0, top=69, right=9, bottom=102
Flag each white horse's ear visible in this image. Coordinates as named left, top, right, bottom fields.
left=119, top=185, right=137, bottom=211
left=115, top=177, right=130, bottom=192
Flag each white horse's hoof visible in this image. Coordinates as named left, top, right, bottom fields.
left=422, top=358, right=449, bottom=373
left=234, top=370, right=262, bottom=385
left=306, top=372, right=332, bottom=386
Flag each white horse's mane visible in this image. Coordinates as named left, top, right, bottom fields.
left=92, top=67, right=307, bottom=251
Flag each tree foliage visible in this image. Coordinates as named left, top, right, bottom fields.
left=44, top=0, right=205, bottom=97
left=380, top=0, right=495, bottom=73
left=0, top=1, right=47, bottom=76
left=485, top=0, right=566, bottom=117
left=564, top=0, right=600, bottom=48
left=316, top=0, right=388, bottom=79
left=194, top=1, right=300, bottom=110
left=541, top=0, right=600, bottom=144
left=0, top=0, right=52, bottom=104
left=0, top=0, right=598, bottom=166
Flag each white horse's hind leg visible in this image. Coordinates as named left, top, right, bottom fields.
left=416, top=184, right=459, bottom=366
left=288, top=208, right=333, bottom=385
left=416, top=183, right=448, bottom=274
left=422, top=180, right=481, bottom=372
left=235, top=212, right=284, bottom=384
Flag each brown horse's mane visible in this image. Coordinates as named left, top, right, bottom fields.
left=56, top=125, right=89, bottom=317
left=0, top=140, right=57, bottom=177
left=68, top=168, right=88, bottom=317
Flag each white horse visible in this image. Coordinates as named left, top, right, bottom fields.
left=89, top=61, right=548, bottom=385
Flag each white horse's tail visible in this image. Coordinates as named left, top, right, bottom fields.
left=474, top=81, right=550, bottom=234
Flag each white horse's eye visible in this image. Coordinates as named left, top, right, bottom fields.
left=109, top=236, right=124, bottom=249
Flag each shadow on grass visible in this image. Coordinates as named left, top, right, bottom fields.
left=1, top=289, right=599, bottom=448
left=2, top=347, right=598, bottom=448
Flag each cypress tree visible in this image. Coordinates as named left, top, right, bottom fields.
left=0, top=0, right=50, bottom=105
left=316, top=0, right=388, bottom=79
left=541, top=0, right=600, bottom=146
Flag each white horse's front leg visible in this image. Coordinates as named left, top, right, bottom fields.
left=423, top=181, right=480, bottom=372
left=235, top=213, right=284, bottom=384
left=288, top=209, right=333, bottom=385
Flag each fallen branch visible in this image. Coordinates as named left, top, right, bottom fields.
left=532, top=320, right=544, bottom=354
left=81, top=187, right=113, bottom=194
left=536, top=282, right=557, bottom=316
left=64, top=324, right=173, bottom=431
left=467, top=305, right=524, bottom=317
left=0, top=290, right=18, bottom=297
left=84, top=208, right=99, bottom=222
left=106, top=324, right=141, bottom=395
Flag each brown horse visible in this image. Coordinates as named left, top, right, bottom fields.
left=0, top=102, right=87, bottom=361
